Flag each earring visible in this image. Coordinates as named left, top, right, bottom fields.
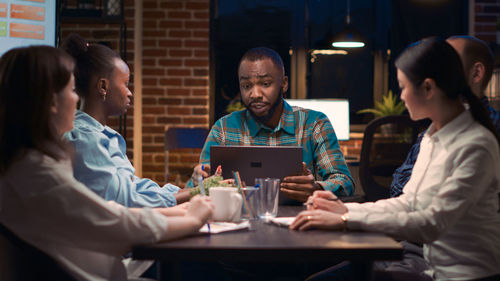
left=102, top=93, right=106, bottom=101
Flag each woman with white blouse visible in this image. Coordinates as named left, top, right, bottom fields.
left=291, top=37, right=500, bottom=281
left=0, top=46, right=213, bottom=281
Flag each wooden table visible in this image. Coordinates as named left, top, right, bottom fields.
left=132, top=206, right=402, bottom=280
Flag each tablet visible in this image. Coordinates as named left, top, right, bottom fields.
left=210, top=145, right=303, bottom=186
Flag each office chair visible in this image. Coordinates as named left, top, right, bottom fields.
left=359, top=115, right=422, bottom=202
left=0, top=224, right=76, bottom=281
left=164, top=125, right=209, bottom=185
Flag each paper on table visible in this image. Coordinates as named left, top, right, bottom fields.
left=199, top=220, right=251, bottom=234
left=267, top=217, right=295, bottom=227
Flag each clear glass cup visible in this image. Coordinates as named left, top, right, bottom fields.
left=254, top=178, right=280, bottom=220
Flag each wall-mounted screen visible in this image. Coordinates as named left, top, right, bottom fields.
left=0, top=0, right=56, bottom=56
left=285, top=99, right=350, bottom=141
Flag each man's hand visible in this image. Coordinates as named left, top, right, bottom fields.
left=280, top=162, right=322, bottom=202
left=174, top=189, right=192, bottom=204
left=191, top=164, right=211, bottom=186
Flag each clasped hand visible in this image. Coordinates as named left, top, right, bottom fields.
left=290, top=190, right=348, bottom=231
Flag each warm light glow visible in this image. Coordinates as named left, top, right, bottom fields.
left=332, top=41, right=365, bottom=48
left=311, top=49, right=348, bottom=55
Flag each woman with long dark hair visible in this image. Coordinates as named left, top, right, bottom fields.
left=292, top=37, right=500, bottom=280
left=0, top=45, right=213, bottom=281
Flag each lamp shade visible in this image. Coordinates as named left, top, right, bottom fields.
left=331, top=24, right=365, bottom=48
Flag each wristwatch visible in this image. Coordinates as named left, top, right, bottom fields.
left=340, top=212, right=349, bottom=231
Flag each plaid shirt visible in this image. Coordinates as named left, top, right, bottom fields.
left=192, top=100, right=354, bottom=196
left=390, top=97, right=500, bottom=197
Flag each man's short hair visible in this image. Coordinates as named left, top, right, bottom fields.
left=448, top=35, right=494, bottom=92
left=238, top=47, right=285, bottom=75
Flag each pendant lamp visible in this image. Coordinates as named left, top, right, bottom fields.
left=331, top=0, right=365, bottom=48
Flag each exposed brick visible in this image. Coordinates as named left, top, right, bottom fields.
left=193, top=31, right=209, bottom=38
left=159, top=78, right=183, bottom=86
left=185, top=59, right=209, bottom=67
left=143, top=106, right=166, bottom=114
left=143, top=30, right=167, bottom=37
left=143, top=39, right=157, bottom=47
left=184, top=117, right=208, bottom=124
left=142, top=116, right=155, bottom=123
left=185, top=40, right=209, bottom=48
left=476, top=0, right=497, bottom=3
left=143, top=11, right=165, bottom=19
left=194, top=11, right=209, bottom=19
left=143, top=68, right=165, bottom=76
left=142, top=154, right=153, bottom=162
left=167, top=68, right=191, bottom=76
left=168, top=11, right=191, bottom=19
left=159, top=20, right=183, bottom=29
left=143, top=78, right=158, bottom=86
left=169, top=30, right=192, bottom=38
left=184, top=98, right=207, bottom=105
left=143, top=20, right=157, bottom=29
left=475, top=24, right=497, bottom=32
left=157, top=117, right=182, bottom=124
left=194, top=50, right=209, bottom=57
left=193, top=69, right=208, bottom=76
left=162, top=2, right=184, bottom=9
left=143, top=87, right=165, bottom=96
left=169, top=50, right=193, bottom=57
left=144, top=49, right=167, bottom=57
left=193, top=108, right=208, bottom=114
left=159, top=59, right=183, bottom=67
left=154, top=154, right=165, bottom=163
left=192, top=89, right=208, bottom=96
left=143, top=125, right=165, bottom=134
left=159, top=39, right=182, bottom=47
left=484, top=5, right=500, bottom=13
left=159, top=98, right=183, bottom=105
left=168, top=107, right=191, bottom=115
left=185, top=21, right=209, bottom=29
left=143, top=0, right=158, bottom=8
left=167, top=88, right=191, bottom=96
left=184, top=78, right=208, bottom=86
left=186, top=2, right=209, bottom=10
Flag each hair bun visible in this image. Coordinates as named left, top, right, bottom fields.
left=61, top=33, right=89, bottom=59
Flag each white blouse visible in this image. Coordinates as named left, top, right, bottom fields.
left=346, top=111, right=500, bottom=280
left=0, top=149, right=169, bottom=281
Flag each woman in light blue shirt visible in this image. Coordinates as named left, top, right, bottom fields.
left=62, top=34, right=191, bottom=207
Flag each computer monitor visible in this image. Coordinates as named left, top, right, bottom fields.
left=285, top=99, right=350, bottom=140
left=0, top=1, right=56, bottom=57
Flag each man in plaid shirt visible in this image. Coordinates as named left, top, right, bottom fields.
left=189, top=47, right=354, bottom=202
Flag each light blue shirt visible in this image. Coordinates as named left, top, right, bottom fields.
left=65, top=111, right=179, bottom=207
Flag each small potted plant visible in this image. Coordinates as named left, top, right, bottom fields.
left=357, top=90, right=406, bottom=136
left=357, top=90, right=405, bottom=118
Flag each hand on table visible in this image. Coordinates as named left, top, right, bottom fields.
left=155, top=202, right=190, bottom=216
left=305, top=190, right=348, bottom=214
left=290, top=209, right=344, bottom=231
left=186, top=195, right=214, bottom=227
left=280, top=162, right=322, bottom=202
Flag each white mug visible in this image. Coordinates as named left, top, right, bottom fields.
left=209, top=187, right=242, bottom=222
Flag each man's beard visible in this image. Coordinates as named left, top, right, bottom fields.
left=243, top=89, right=283, bottom=125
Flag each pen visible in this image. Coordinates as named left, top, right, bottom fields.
left=303, top=197, right=340, bottom=206
left=198, top=175, right=210, bottom=233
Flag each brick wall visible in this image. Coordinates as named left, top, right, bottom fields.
left=475, top=0, right=500, bottom=43
left=61, top=0, right=210, bottom=187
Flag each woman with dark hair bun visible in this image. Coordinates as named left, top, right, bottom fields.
left=291, top=37, right=500, bottom=281
left=0, top=45, right=213, bottom=281
left=61, top=33, right=192, bottom=208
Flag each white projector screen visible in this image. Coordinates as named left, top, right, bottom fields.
left=0, top=0, right=56, bottom=56
left=285, top=99, right=350, bottom=141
